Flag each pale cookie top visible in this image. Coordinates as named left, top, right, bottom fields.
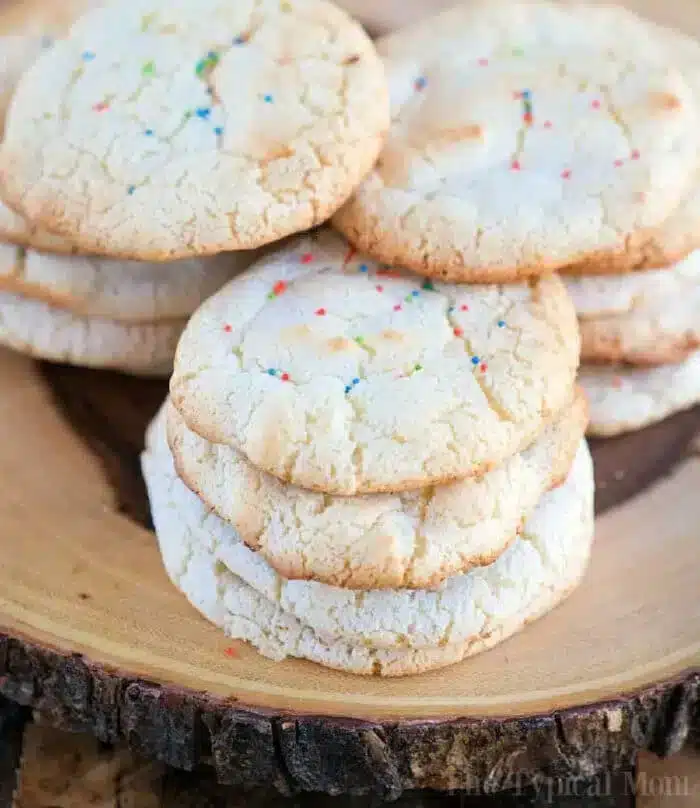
left=0, top=0, right=389, bottom=260
left=167, top=392, right=586, bottom=589
left=580, top=350, right=700, bottom=438
left=565, top=250, right=700, bottom=364
left=0, top=242, right=256, bottom=322
left=170, top=230, right=580, bottom=494
left=0, top=0, right=96, bottom=252
left=332, top=0, right=700, bottom=282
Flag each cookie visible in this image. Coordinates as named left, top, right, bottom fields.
left=143, top=408, right=594, bottom=675
left=0, top=242, right=256, bottom=323
left=580, top=350, right=700, bottom=437
left=565, top=250, right=700, bottom=365
left=0, top=290, right=184, bottom=375
left=166, top=389, right=587, bottom=589
left=170, top=231, right=580, bottom=495
left=0, top=0, right=389, bottom=260
left=332, top=1, right=700, bottom=282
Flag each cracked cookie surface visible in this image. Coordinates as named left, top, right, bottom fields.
left=143, top=406, right=594, bottom=675
left=167, top=391, right=586, bottom=589
left=0, top=0, right=388, bottom=259
left=0, top=289, right=184, bottom=375
left=170, top=230, right=580, bottom=494
left=0, top=242, right=258, bottom=322
left=333, top=0, right=700, bottom=282
left=580, top=350, right=700, bottom=437
left=565, top=250, right=700, bottom=366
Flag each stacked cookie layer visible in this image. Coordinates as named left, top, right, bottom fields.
left=138, top=230, right=592, bottom=676
left=0, top=1, right=257, bottom=375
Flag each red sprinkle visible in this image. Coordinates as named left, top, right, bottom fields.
left=511, top=159, right=521, bottom=171
left=460, top=304, right=469, bottom=312
left=453, top=327, right=464, bottom=337
left=223, top=324, right=232, bottom=332
left=393, top=304, right=402, bottom=311
left=343, top=246, right=357, bottom=266
left=281, top=372, right=290, bottom=382
left=300, top=252, right=313, bottom=264
left=561, top=169, right=572, bottom=180
left=614, top=159, right=624, bottom=167
left=375, top=285, right=384, bottom=292
left=480, top=362, right=488, bottom=373
left=93, top=101, right=109, bottom=112
left=224, top=646, right=238, bottom=658
left=477, top=57, right=489, bottom=66
left=544, top=120, right=553, bottom=129
left=523, top=111, right=533, bottom=125
left=315, top=307, right=326, bottom=316
left=631, top=149, right=640, bottom=160
left=273, top=280, right=287, bottom=296
left=591, top=99, right=601, bottom=110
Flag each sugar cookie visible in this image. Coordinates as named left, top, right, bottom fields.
left=0, top=242, right=256, bottom=322
left=167, top=390, right=586, bottom=589
left=170, top=231, right=580, bottom=494
left=0, top=0, right=388, bottom=260
left=580, top=350, right=700, bottom=437
left=0, top=290, right=183, bottom=375
left=333, top=1, right=700, bottom=281
left=565, top=250, right=700, bottom=365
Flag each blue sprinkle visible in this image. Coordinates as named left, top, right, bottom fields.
left=196, top=107, right=211, bottom=119
left=233, top=35, right=247, bottom=45
left=448, top=306, right=455, bottom=313
left=207, top=50, right=218, bottom=59
left=127, top=185, right=136, bottom=195
left=359, top=263, right=368, bottom=272
left=344, top=385, right=352, bottom=394
left=471, top=356, right=480, bottom=365
left=82, top=50, right=96, bottom=61
left=263, top=93, right=273, bottom=103
left=522, top=89, right=531, bottom=100
left=206, top=87, right=213, bottom=95
left=414, top=75, right=427, bottom=90
left=498, top=320, right=506, bottom=328
left=267, top=368, right=277, bottom=376
left=352, top=377, right=360, bottom=385
left=411, top=290, right=419, bottom=297
left=214, top=126, right=224, bottom=136
left=144, top=128, right=154, bottom=136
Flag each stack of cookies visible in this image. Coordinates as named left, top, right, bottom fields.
left=333, top=1, right=700, bottom=438
left=0, top=0, right=387, bottom=375
left=140, top=229, right=590, bottom=676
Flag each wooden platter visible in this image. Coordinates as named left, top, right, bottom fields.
left=0, top=346, right=697, bottom=798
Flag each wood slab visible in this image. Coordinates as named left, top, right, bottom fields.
left=0, top=347, right=697, bottom=799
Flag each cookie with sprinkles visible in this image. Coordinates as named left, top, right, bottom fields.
left=170, top=230, right=580, bottom=495
left=0, top=242, right=258, bottom=322
left=0, top=0, right=388, bottom=260
left=332, top=0, right=700, bottom=282
left=580, top=351, right=700, bottom=438
left=565, top=250, right=700, bottom=366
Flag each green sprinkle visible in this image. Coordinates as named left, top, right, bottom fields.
left=142, top=60, right=155, bottom=76
left=421, top=279, right=435, bottom=291
left=354, top=336, right=365, bottom=344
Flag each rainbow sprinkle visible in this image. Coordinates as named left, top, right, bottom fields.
left=344, top=377, right=361, bottom=394
left=267, top=280, right=288, bottom=299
